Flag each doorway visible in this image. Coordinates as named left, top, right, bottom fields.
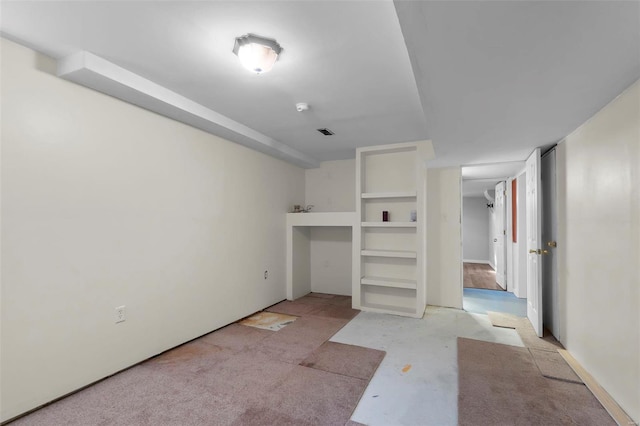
left=461, top=187, right=526, bottom=317
left=461, top=163, right=527, bottom=317
left=459, top=154, right=559, bottom=337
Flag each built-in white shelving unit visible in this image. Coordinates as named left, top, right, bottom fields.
left=360, top=276, right=417, bottom=289
left=353, top=141, right=429, bottom=318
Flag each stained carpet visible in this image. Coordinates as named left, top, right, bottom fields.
left=300, top=341, right=386, bottom=380
left=239, top=311, right=297, bottom=331
left=9, top=294, right=384, bottom=426
left=457, top=337, right=615, bottom=426
left=487, top=311, right=581, bottom=383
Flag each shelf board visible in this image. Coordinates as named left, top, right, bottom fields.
left=361, top=276, right=417, bottom=289
left=361, top=191, right=416, bottom=199
left=361, top=250, right=417, bottom=259
left=361, top=222, right=417, bottom=228
left=359, top=302, right=419, bottom=317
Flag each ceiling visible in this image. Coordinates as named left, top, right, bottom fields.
left=461, top=162, right=525, bottom=197
left=2, top=1, right=639, bottom=178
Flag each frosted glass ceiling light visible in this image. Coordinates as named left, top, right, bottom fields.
left=233, top=34, right=282, bottom=74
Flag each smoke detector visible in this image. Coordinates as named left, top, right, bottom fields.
left=296, top=102, right=309, bottom=112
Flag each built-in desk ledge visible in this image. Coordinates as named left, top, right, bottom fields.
left=361, top=221, right=417, bottom=228
left=286, top=211, right=357, bottom=227
left=286, top=211, right=358, bottom=300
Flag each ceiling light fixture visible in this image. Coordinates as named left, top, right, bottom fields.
left=233, top=34, right=282, bottom=74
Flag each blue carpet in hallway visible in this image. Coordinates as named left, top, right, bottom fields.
left=463, top=288, right=527, bottom=317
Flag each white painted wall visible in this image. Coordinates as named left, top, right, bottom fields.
left=309, top=227, right=352, bottom=296
left=305, top=159, right=355, bottom=212
left=427, top=167, right=462, bottom=309
left=292, top=227, right=312, bottom=299
left=556, top=80, right=639, bottom=422
left=0, top=39, right=305, bottom=422
left=303, top=160, right=355, bottom=295
left=462, top=196, right=490, bottom=263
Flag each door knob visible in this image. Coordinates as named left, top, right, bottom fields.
left=541, top=249, right=549, bottom=255
left=547, top=241, right=557, bottom=248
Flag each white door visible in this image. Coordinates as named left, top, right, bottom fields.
left=542, top=148, right=559, bottom=339
left=526, top=148, right=543, bottom=336
left=494, top=181, right=506, bottom=288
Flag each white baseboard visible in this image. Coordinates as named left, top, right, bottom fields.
left=513, top=288, right=527, bottom=299
left=463, top=259, right=490, bottom=264
left=488, top=261, right=496, bottom=270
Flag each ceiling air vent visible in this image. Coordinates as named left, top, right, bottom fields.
left=317, top=128, right=334, bottom=136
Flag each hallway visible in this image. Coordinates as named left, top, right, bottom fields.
left=463, top=288, right=527, bottom=317
left=463, top=262, right=526, bottom=316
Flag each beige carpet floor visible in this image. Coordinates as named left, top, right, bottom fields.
left=9, top=294, right=384, bottom=426
left=459, top=311, right=615, bottom=424
left=458, top=337, right=615, bottom=426
left=488, top=311, right=581, bottom=383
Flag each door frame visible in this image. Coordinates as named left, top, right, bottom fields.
left=526, top=148, right=543, bottom=336
left=541, top=147, right=560, bottom=340
left=506, top=178, right=514, bottom=293
left=493, top=181, right=507, bottom=289
left=512, top=169, right=528, bottom=299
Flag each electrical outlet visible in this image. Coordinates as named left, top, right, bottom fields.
left=264, top=270, right=268, bottom=280
left=115, top=305, right=126, bottom=323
